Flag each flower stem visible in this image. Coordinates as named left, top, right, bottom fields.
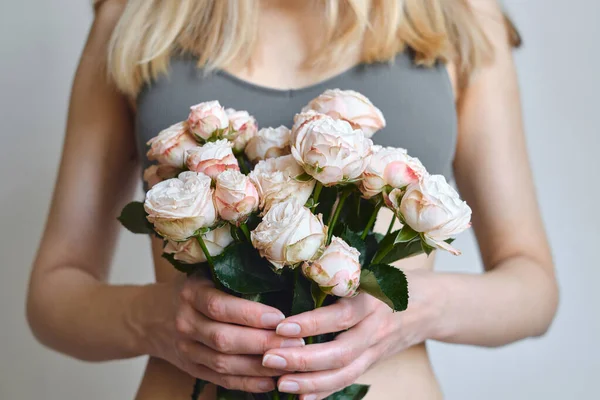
left=326, top=190, right=350, bottom=245
left=312, top=181, right=323, bottom=204
left=236, top=154, right=249, bottom=174
left=239, top=222, right=252, bottom=242
left=307, top=290, right=327, bottom=345
left=285, top=394, right=296, bottom=400
left=196, top=234, right=221, bottom=290
left=372, top=242, right=393, bottom=265
left=273, top=389, right=280, bottom=400
left=386, top=215, right=396, bottom=236
left=360, top=201, right=382, bottom=240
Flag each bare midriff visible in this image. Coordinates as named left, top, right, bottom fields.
left=134, top=208, right=443, bottom=399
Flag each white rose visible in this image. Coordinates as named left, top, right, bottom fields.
left=214, top=170, right=260, bottom=224
left=186, top=139, right=239, bottom=179
left=146, top=122, right=198, bottom=168
left=225, top=109, right=258, bottom=153
left=360, top=146, right=428, bottom=199
left=302, top=89, right=386, bottom=137
left=251, top=200, right=326, bottom=269
left=144, top=171, right=217, bottom=241
left=245, top=126, right=291, bottom=163
left=291, top=110, right=326, bottom=141
left=143, top=164, right=181, bottom=189
left=394, top=175, right=472, bottom=255
left=302, top=236, right=361, bottom=298
left=291, top=115, right=372, bottom=186
left=248, top=155, right=315, bottom=213
left=187, top=101, right=229, bottom=141
left=164, top=225, right=234, bottom=264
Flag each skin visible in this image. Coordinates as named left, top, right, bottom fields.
left=27, top=1, right=558, bottom=399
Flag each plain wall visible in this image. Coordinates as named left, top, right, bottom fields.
left=0, top=1, right=598, bottom=399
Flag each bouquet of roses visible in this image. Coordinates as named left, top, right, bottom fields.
left=118, top=89, right=472, bottom=400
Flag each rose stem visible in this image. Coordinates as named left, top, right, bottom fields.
left=239, top=223, right=252, bottom=242
left=360, top=201, right=383, bottom=240
left=236, top=155, right=249, bottom=174
left=272, top=389, right=280, bottom=400
left=312, top=181, right=323, bottom=204
left=326, top=191, right=350, bottom=244
left=285, top=394, right=297, bottom=400
left=306, top=291, right=327, bottom=345
left=371, top=241, right=394, bottom=265
left=386, top=215, right=397, bottom=236
left=195, top=234, right=222, bottom=290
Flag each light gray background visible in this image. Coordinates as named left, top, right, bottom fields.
left=1, top=1, right=598, bottom=399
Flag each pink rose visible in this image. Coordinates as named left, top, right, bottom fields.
left=291, top=110, right=327, bottom=142
left=302, top=89, right=386, bottom=138
left=360, top=145, right=427, bottom=199
left=146, top=122, right=198, bottom=168
left=225, top=109, right=258, bottom=153
left=143, top=164, right=181, bottom=189
left=245, top=126, right=291, bottom=163
left=187, top=101, right=229, bottom=141
left=302, top=236, right=361, bottom=298
left=186, top=139, right=239, bottom=179
left=164, top=225, right=234, bottom=264
left=291, top=115, right=373, bottom=186
left=214, top=170, right=260, bottom=224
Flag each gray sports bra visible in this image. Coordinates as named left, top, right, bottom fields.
left=136, top=52, right=457, bottom=182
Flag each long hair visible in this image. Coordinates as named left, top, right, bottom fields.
left=102, top=0, right=521, bottom=97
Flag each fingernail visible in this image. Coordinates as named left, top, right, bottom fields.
left=262, top=354, right=287, bottom=369
left=261, top=312, right=285, bottom=328
left=258, top=380, right=275, bottom=391
left=305, top=395, right=317, bottom=400
left=281, top=338, right=305, bottom=348
left=276, top=322, right=301, bottom=336
left=279, top=380, right=300, bottom=393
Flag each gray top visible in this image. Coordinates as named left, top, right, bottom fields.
left=136, top=52, right=457, bottom=184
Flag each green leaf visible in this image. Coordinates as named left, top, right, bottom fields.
left=117, top=201, right=153, bottom=234
left=394, top=224, right=419, bottom=244
left=161, top=253, right=201, bottom=275
left=326, top=384, right=370, bottom=399
left=421, top=240, right=434, bottom=256
left=191, top=378, right=208, bottom=400
left=372, top=229, right=425, bottom=265
left=295, top=172, right=314, bottom=182
left=360, top=264, right=409, bottom=312
left=343, top=195, right=378, bottom=234
left=213, top=243, right=283, bottom=294
left=340, top=229, right=367, bottom=265
left=314, top=185, right=338, bottom=223
left=291, top=272, right=315, bottom=315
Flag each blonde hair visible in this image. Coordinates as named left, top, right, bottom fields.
left=103, top=0, right=521, bottom=97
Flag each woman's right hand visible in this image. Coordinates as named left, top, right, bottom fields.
left=144, top=274, right=304, bottom=393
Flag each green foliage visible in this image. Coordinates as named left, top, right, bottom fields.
left=213, top=243, right=284, bottom=294
left=216, top=386, right=251, bottom=399
left=295, top=172, right=314, bottom=182
left=313, top=185, right=338, bottom=223
left=394, top=224, right=419, bottom=244
left=117, top=201, right=154, bottom=235
left=359, top=264, right=409, bottom=312
left=291, top=271, right=314, bottom=315
left=326, top=384, right=370, bottom=399
left=372, top=229, right=424, bottom=265
left=161, top=253, right=202, bottom=275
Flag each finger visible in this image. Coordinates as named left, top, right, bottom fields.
left=178, top=340, right=285, bottom=377
left=300, top=391, right=335, bottom=400
left=185, top=362, right=276, bottom=393
left=263, top=317, right=376, bottom=372
left=182, top=280, right=285, bottom=328
left=275, top=294, right=374, bottom=338
left=176, top=304, right=305, bottom=354
left=276, top=348, right=377, bottom=395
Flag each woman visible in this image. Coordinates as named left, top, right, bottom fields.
left=26, top=0, right=559, bottom=399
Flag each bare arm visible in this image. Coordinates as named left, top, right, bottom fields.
left=25, top=0, right=153, bottom=361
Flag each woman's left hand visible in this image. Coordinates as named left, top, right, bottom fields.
left=262, top=270, right=438, bottom=399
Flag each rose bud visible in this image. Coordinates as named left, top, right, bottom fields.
left=302, top=89, right=386, bottom=137
left=251, top=199, right=326, bottom=269
left=302, top=236, right=361, bottom=298
left=143, top=164, right=181, bottom=189
left=144, top=171, right=217, bottom=241
left=393, top=174, right=472, bottom=255
left=248, top=155, right=315, bottom=214
left=245, top=126, right=291, bottom=163
left=187, top=100, right=229, bottom=141
left=291, top=115, right=373, bottom=186
left=146, top=122, right=198, bottom=168
left=214, top=170, right=260, bottom=224
left=360, top=145, right=427, bottom=199
left=225, top=108, right=258, bottom=153
left=164, top=225, right=234, bottom=264
left=186, top=139, right=239, bottom=179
